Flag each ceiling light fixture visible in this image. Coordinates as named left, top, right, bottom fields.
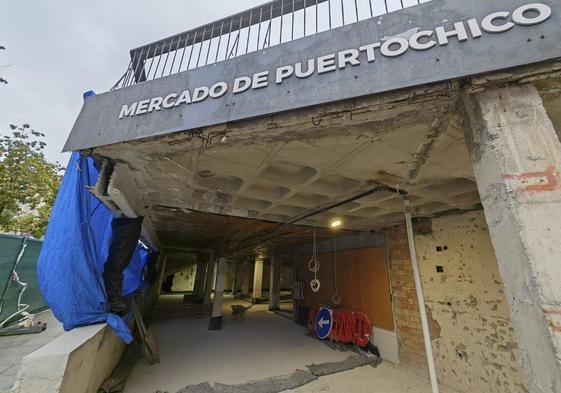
left=329, top=218, right=343, bottom=229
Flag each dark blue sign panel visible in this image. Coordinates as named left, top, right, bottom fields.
left=315, top=307, right=333, bottom=340
left=64, top=0, right=561, bottom=152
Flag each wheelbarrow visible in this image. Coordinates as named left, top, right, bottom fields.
left=231, top=305, right=249, bottom=321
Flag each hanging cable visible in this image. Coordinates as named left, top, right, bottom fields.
left=332, top=237, right=342, bottom=305
left=308, top=229, right=321, bottom=293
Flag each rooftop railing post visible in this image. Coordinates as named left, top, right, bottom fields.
left=304, top=0, right=307, bottom=36
left=280, top=0, right=285, bottom=43
left=246, top=10, right=253, bottom=54
left=187, top=31, right=197, bottom=69
left=161, top=38, right=174, bottom=77
left=206, top=24, right=215, bottom=65
left=225, top=18, right=234, bottom=62
left=292, top=0, right=296, bottom=40
left=111, top=0, right=432, bottom=89
left=146, top=44, right=158, bottom=80
left=178, top=34, right=189, bottom=72
left=215, top=20, right=225, bottom=63
left=132, top=47, right=146, bottom=84
left=196, top=26, right=206, bottom=67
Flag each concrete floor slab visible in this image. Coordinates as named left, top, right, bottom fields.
left=125, top=298, right=351, bottom=393
left=287, top=363, right=435, bottom=393
left=0, top=310, right=64, bottom=393
left=124, top=296, right=442, bottom=393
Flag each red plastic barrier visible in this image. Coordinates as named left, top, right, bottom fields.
left=329, top=309, right=345, bottom=342
left=308, top=306, right=372, bottom=348
left=352, top=312, right=371, bottom=347
left=341, top=311, right=355, bottom=344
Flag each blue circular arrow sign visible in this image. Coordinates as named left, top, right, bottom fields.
left=315, top=307, right=333, bottom=340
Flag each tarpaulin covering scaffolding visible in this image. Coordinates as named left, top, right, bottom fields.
left=37, top=152, right=151, bottom=343
left=0, top=235, right=48, bottom=326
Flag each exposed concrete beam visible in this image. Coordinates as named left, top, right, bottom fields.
left=460, top=83, right=561, bottom=393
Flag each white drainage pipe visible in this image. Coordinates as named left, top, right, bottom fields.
left=403, top=195, right=439, bottom=393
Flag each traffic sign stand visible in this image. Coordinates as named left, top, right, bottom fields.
left=315, top=307, right=333, bottom=340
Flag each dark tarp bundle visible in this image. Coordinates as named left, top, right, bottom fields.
left=104, top=216, right=144, bottom=314
left=37, top=152, right=151, bottom=343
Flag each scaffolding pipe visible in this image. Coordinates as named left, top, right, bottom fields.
left=402, top=195, right=439, bottom=393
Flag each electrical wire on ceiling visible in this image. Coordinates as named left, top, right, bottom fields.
left=332, top=236, right=342, bottom=305
left=233, top=184, right=408, bottom=253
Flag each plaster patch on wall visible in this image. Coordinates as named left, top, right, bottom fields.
left=416, top=211, right=527, bottom=393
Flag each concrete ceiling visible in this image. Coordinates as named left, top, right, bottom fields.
left=92, top=70, right=561, bottom=253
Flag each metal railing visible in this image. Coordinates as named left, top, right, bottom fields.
left=111, top=0, right=432, bottom=90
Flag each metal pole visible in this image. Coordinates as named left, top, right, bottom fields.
left=328, top=0, right=332, bottom=29
left=315, top=0, right=319, bottom=33
left=304, top=0, right=307, bottom=36
left=280, top=0, right=284, bottom=43
left=292, top=0, right=295, bottom=40
left=403, top=195, right=439, bottom=393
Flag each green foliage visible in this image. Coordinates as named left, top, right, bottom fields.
left=0, top=124, right=63, bottom=238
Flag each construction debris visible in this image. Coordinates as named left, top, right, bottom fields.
left=175, top=355, right=378, bottom=393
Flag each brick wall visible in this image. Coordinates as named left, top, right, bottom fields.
left=386, top=224, right=430, bottom=371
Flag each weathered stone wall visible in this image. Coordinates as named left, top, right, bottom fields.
left=386, top=211, right=526, bottom=392
left=416, top=211, right=526, bottom=393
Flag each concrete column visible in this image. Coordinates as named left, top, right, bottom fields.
left=460, top=84, right=561, bottom=393
left=292, top=257, right=298, bottom=321
left=269, top=256, right=281, bottom=311
left=231, top=260, right=238, bottom=296
left=252, top=257, right=264, bottom=303
left=209, top=257, right=227, bottom=330
left=156, top=255, right=168, bottom=296
left=193, top=261, right=206, bottom=302
left=203, top=251, right=215, bottom=307
left=240, top=259, right=251, bottom=297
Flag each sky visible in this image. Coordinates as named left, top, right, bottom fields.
left=0, top=0, right=265, bottom=165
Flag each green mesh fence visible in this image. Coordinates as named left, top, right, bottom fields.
left=0, top=234, right=48, bottom=326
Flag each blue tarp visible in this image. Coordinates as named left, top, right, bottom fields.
left=37, top=152, right=150, bottom=343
